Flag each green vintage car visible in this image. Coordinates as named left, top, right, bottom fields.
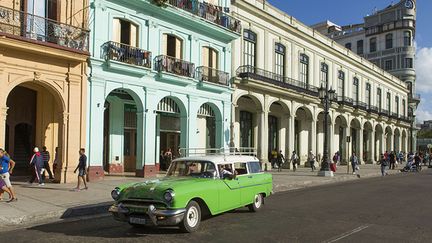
left=109, top=155, right=273, bottom=232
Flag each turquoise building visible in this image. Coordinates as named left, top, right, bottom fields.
left=87, top=0, right=240, bottom=177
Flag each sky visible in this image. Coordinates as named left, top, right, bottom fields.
left=267, top=0, right=432, bottom=123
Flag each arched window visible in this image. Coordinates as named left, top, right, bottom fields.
left=377, top=88, right=382, bottom=110
left=357, top=40, right=364, bottom=55
left=337, top=71, right=345, bottom=97
left=113, top=18, right=138, bottom=47
left=365, top=83, right=371, bottom=107
left=386, top=92, right=391, bottom=112
left=275, top=43, right=285, bottom=78
left=385, top=33, right=393, bottom=49
left=353, top=77, right=359, bottom=102
left=299, top=54, right=309, bottom=84
left=202, top=47, right=218, bottom=69
left=243, top=30, right=257, bottom=67
left=369, top=37, right=377, bottom=52
left=320, top=63, right=328, bottom=88
left=404, top=31, right=412, bottom=46
left=162, top=34, right=183, bottom=59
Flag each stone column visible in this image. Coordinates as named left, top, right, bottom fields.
left=0, top=107, right=8, bottom=149
left=288, top=115, right=295, bottom=160
left=311, top=117, right=317, bottom=157
left=257, top=110, right=269, bottom=166
left=371, top=129, right=376, bottom=164
left=359, top=126, right=364, bottom=164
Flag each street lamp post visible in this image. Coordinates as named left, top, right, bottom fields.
left=317, top=84, right=336, bottom=177
left=409, top=102, right=416, bottom=153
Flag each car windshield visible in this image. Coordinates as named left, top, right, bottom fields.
left=166, top=161, right=217, bottom=178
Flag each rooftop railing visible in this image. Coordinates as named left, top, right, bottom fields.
left=154, top=55, right=195, bottom=78
left=102, top=41, right=152, bottom=68
left=167, top=0, right=241, bottom=34
left=196, top=66, right=230, bottom=86
left=0, top=6, right=89, bottom=52
left=236, top=65, right=319, bottom=96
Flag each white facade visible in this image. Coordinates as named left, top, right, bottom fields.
left=229, top=0, right=411, bottom=165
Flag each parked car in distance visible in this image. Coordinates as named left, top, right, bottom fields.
left=109, top=155, right=273, bottom=232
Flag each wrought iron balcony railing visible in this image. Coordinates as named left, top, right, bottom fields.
left=353, top=101, right=367, bottom=111
left=367, top=105, right=379, bottom=114
left=196, top=66, right=230, bottom=86
left=0, top=6, right=89, bottom=52
left=236, top=65, right=319, bottom=96
left=337, top=96, right=354, bottom=106
left=379, top=109, right=390, bottom=117
left=167, top=0, right=241, bottom=34
left=154, top=55, right=195, bottom=78
left=391, top=112, right=399, bottom=119
left=102, top=41, right=152, bottom=68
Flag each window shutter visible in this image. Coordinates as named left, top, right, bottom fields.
left=175, top=38, right=182, bottom=59
left=112, top=18, right=121, bottom=43
left=211, top=49, right=218, bottom=69
left=202, top=47, right=209, bottom=67
left=130, top=24, right=138, bottom=47
left=161, top=34, right=167, bottom=55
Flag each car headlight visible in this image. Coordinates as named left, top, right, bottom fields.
left=163, top=190, right=175, bottom=203
left=111, top=187, right=120, bottom=200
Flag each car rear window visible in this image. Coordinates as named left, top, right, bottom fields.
left=248, top=162, right=262, bottom=174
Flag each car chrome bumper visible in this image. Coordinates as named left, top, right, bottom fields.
left=109, top=203, right=186, bottom=226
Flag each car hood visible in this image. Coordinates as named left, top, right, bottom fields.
left=118, top=177, right=203, bottom=201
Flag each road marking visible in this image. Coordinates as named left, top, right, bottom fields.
left=323, top=224, right=370, bottom=243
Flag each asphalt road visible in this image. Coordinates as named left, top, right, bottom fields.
left=1, top=170, right=431, bottom=243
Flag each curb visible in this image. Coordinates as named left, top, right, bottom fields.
left=0, top=201, right=112, bottom=227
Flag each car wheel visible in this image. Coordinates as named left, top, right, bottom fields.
left=248, top=193, right=263, bottom=212
left=179, top=201, right=201, bottom=233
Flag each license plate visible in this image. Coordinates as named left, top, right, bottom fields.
left=129, top=217, right=146, bottom=225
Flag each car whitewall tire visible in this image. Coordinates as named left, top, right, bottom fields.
left=248, top=193, right=263, bottom=212
left=180, top=201, right=201, bottom=233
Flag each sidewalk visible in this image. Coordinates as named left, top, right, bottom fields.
left=0, top=164, right=404, bottom=228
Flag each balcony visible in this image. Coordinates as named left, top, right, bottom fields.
left=337, top=96, right=354, bottom=106
left=196, top=66, right=230, bottom=86
left=379, top=109, right=390, bottom=117
left=353, top=101, right=367, bottom=111
left=102, top=41, right=151, bottom=68
left=0, top=6, right=89, bottom=53
left=367, top=105, right=379, bottom=114
left=166, top=0, right=241, bottom=34
left=154, top=55, right=195, bottom=79
left=409, top=93, right=421, bottom=104
left=236, top=65, right=319, bottom=96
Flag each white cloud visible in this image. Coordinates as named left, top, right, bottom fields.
left=416, top=47, right=432, bottom=93
left=416, top=97, right=432, bottom=123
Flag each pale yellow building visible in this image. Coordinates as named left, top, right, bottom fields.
left=0, top=0, right=89, bottom=183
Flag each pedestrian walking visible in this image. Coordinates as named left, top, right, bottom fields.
left=0, top=148, right=17, bottom=202
left=290, top=151, right=298, bottom=172
left=332, top=151, right=340, bottom=166
left=350, top=152, right=360, bottom=178
left=276, top=150, right=285, bottom=172
left=73, top=148, right=88, bottom=191
left=41, top=146, right=54, bottom=180
left=29, top=147, right=45, bottom=186
left=0, top=178, right=10, bottom=201
left=308, top=151, right=316, bottom=172
left=379, top=154, right=388, bottom=176
left=389, top=151, right=396, bottom=170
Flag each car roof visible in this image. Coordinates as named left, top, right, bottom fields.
left=173, top=155, right=259, bottom=165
